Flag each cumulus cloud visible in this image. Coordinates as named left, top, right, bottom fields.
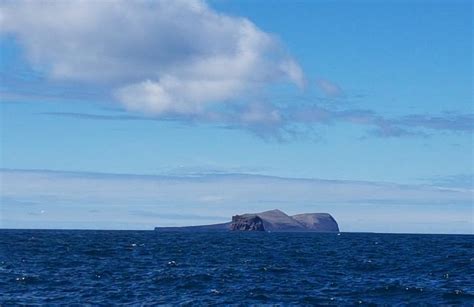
left=1, top=0, right=472, bottom=140
left=0, top=0, right=304, bottom=116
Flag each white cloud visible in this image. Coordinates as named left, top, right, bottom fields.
left=0, top=0, right=304, bottom=116
left=2, top=1, right=470, bottom=140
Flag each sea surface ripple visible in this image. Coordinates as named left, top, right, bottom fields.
left=1, top=230, right=473, bottom=305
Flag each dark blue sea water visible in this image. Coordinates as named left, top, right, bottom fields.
left=1, top=230, right=473, bottom=305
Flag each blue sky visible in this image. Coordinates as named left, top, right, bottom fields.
left=0, top=0, right=472, bottom=233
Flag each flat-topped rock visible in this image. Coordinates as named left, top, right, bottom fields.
left=292, top=213, right=339, bottom=232
left=155, top=209, right=339, bottom=232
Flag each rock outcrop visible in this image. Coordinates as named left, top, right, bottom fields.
left=229, top=214, right=265, bottom=231
left=155, top=209, right=339, bottom=232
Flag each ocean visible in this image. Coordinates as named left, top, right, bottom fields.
left=1, top=229, right=473, bottom=305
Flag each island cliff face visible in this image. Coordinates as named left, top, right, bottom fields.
left=155, top=209, right=339, bottom=232
left=229, top=215, right=265, bottom=231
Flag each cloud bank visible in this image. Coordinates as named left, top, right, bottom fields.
left=0, top=0, right=304, bottom=116
left=1, top=169, right=472, bottom=232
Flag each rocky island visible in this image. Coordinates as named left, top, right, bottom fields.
left=154, top=209, right=339, bottom=232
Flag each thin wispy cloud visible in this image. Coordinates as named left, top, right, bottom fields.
left=394, top=114, right=474, bottom=132
left=41, top=106, right=474, bottom=140
left=1, top=168, right=472, bottom=231
left=3, top=168, right=471, bottom=205
left=315, top=78, right=345, bottom=98
left=39, top=112, right=155, bottom=122
left=422, top=174, right=474, bottom=189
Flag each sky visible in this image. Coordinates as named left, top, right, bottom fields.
left=0, top=0, right=472, bottom=233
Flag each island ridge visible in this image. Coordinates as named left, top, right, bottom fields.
left=154, top=209, right=339, bottom=232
